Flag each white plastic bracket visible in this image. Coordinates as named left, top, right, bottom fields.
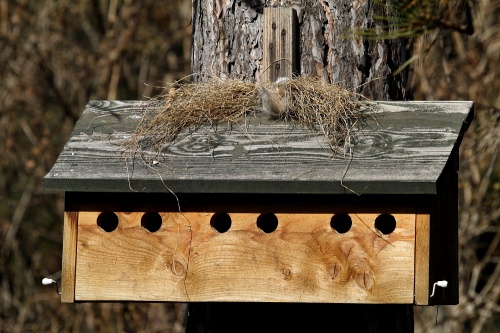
left=430, top=280, right=448, bottom=297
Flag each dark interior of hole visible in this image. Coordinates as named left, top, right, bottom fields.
left=210, top=212, right=232, bottom=233
left=97, top=211, right=119, bottom=232
left=374, top=214, right=397, bottom=235
left=141, top=212, right=162, bottom=232
left=257, top=213, right=278, bottom=233
left=330, top=213, right=352, bottom=233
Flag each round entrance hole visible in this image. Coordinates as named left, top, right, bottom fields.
left=141, top=212, right=162, bottom=233
left=257, top=213, right=278, bottom=233
left=330, top=214, right=352, bottom=234
left=210, top=212, right=232, bottom=233
left=375, top=214, right=397, bottom=235
left=97, top=212, right=119, bottom=232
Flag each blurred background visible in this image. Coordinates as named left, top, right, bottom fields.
left=0, top=0, right=498, bottom=332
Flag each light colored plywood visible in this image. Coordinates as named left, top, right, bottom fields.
left=75, top=212, right=415, bottom=303
left=75, top=211, right=192, bottom=301
left=415, top=214, right=430, bottom=305
left=62, top=211, right=78, bottom=302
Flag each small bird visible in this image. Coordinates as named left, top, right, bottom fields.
left=258, top=77, right=289, bottom=118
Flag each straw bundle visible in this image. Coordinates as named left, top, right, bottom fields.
left=126, top=76, right=369, bottom=161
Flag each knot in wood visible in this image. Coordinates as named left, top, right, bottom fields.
left=328, top=263, right=343, bottom=280
left=171, top=260, right=185, bottom=276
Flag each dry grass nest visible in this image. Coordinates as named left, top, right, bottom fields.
left=126, top=76, right=372, bottom=162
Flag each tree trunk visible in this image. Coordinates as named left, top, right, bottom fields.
left=189, top=1, right=413, bottom=332
left=191, top=0, right=411, bottom=100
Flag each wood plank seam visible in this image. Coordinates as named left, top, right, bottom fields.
left=184, top=214, right=193, bottom=302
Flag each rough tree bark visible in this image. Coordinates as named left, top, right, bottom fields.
left=191, top=0, right=411, bottom=100
left=188, top=0, right=413, bottom=332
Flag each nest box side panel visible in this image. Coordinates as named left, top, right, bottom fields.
left=61, top=210, right=78, bottom=303
left=429, top=152, right=460, bottom=305
left=414, top=213, right=430, bottom=305
left=74, top=212, right=415, bottom=303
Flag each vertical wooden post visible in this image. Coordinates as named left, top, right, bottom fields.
left=262, top=7, right=298, bottom=82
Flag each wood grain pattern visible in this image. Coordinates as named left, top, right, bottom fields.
left=43, top=100, right=473, bottom=195
left=75, top=211, right=415, bottom=303
left=414, top=213, right=430, bottom=305
left=262, top=7, right=298, bottom=82
left=62, top=211, right=78, bottom=303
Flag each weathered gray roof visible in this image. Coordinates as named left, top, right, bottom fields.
left=44, top=100, right=473, bottom=195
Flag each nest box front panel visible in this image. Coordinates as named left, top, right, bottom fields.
left=72, top=211, right=416, bottom=303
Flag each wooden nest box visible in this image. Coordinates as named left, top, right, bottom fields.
left=44, top=100, right=473, bottom=306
